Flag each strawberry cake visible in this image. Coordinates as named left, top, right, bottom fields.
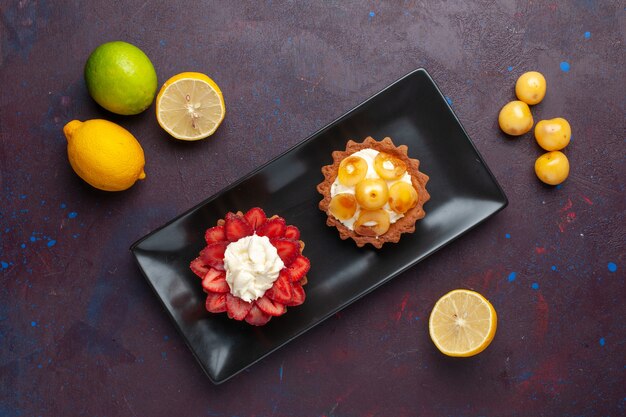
left=190, top=208, right=310, bottom=326
left=317, top=136, right=430, bottom=248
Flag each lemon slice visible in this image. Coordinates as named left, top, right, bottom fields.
left=156, top=72, right=226, bottom=140
left=429, top=289, right=497, bottom=357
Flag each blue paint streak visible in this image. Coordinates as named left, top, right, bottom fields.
left=551, top=265, right=557, bottom=271
left=445, top=96, right=453, bottom=105
left=21, top=243, right=26, bottom=248
left=505, top=233, right=511, bottom=239
left=279, top=364, right=284, bottom=381
left=560, top=61, right=570, bottom=72
left=556, top=184, right=563, bottom=189
left=608, top=262, right=617, bottom=272
left=19, top=194, right=27, bottom=199
left=369, top=11, right=375, bottom=17
left=531, top=282, right=539, bottom=290
left=507, top=272, right=517, bottom=282
left=60, top=203, right=66, bottom=209
left=584, top=31, right=591, bottom=39
left=159, top=39, right=166, bottom=47
left=0, top=261, right=8, bottom=269
left=31, top=321, right=37, bottom=327
left=599, top=337, right=605, bottom=346
left=47, top=240, right=56, bottom=247
left=507, top=66, right=513, bottom=71
left=68, top=212, right=78, bottom=219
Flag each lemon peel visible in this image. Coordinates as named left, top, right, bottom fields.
left=63, top=119, right=146, bottom=191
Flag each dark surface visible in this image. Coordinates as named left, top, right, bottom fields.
left=132, top=69, right=507, bottom=383
left=1, top=1, right=624, bottom=416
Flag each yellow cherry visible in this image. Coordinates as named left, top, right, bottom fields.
left=355, top=178, right=389, bottom=210
left=329, top=193, right=357, bottom=220
left=354, top=209, right=391, bottom=237
left=338, top=156, right=368, bottom=186
left=498, top=100, right=534, bottom=136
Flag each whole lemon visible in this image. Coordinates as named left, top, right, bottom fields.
left=63, top=119, right=146, bottom=191
left=84, top=41, right=157, bottom=115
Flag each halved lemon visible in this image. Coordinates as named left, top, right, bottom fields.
left=155, top=72, right=226, bottom=140
left=429, top=289, right=497, bottom=357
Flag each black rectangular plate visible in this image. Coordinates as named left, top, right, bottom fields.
left=130, top=68, right=508, bottom=384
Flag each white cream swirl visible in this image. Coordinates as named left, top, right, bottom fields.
left=224, top=234, right=285, bottom=302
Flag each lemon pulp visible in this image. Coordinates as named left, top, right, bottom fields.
left=429, top=289, right=497, bottom=357
left=155, top=72, right=226, bottom=141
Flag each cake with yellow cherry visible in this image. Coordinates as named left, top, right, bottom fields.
left=317, top=136, right=429, bottom=248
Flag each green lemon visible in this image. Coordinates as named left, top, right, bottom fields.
left=84, top=41, right=157, bottom=115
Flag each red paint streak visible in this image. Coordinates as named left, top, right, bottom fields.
left=560, top=198, right=573, bottom=212
left=395, top=293, right=410, bottom=322
left=580, top=195, right=593, bottom=205
left=482, top=269, right=496, bottom=289
left=463, top=269, right=500, bottom=293
left=518, top=353, right=565, bottom=397
left=534, top=292, right=549, bottom=340
left=535, top=247, right=547, bottom=254
left=334, top=385, right=357, bottom=406
left=557, top=210, right=576, bottom=232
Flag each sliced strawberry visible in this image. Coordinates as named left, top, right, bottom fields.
left=265, top=269, right=292, bottom=304
left=201, top=268, right=230, bottom=293
left=204, top=225, right=226, bottom=244
left=287, top=255, right=310, bottom=282
left=286, top=282, right=306, bottom=306
left=255, top=296, right=286, bottom=316
left=270, top=238, right=299, bottom=265
left=244, top=304, right=272, bottom=326
left=205, top=292, right=227, bottom=313
left=226, top=293, right=253, bottom=320
left=244, top=207, right=267, bottom=230
left=283, top=225, right=301, bottom=240
left=199, top=241, right=228, bottom=271
left=224, top=212, right=253, bottom=242
left=256, top=217, right=286, bottom=238
left=190, top=257, right=210, bottom=278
